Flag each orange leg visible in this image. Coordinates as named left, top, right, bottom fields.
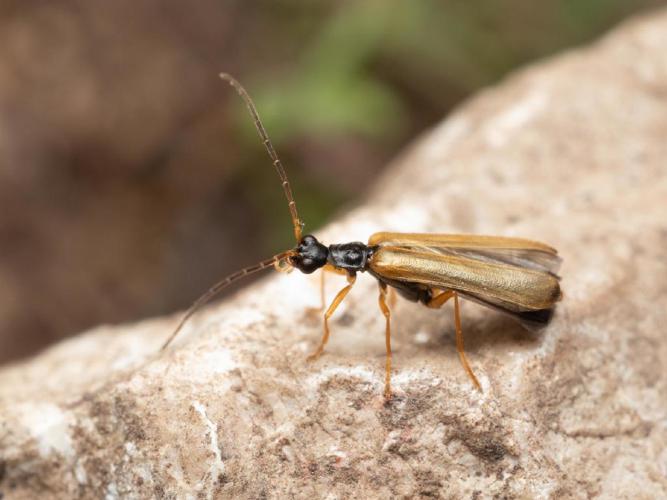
left=388, top=287, right=397, bottom=309
left=319, top=269, right=326, bottom=311
left=427, top=290, right=482, bottom=391
left=309, top=264, right=346, bottom=314
left=426, top=289, right=455, bottom=309
left=453, top=293, right=482, bottom=391
left=307, top=273, right=356, bottom=362
left=378, top=282, right=392, bottom=399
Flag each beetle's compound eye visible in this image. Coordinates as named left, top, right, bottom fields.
left=292, top=235, right=328, bottom=274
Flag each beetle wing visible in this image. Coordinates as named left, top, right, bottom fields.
left=369, top=246, right=561, bottom=312
left=368, top=232, right=561, bottom=275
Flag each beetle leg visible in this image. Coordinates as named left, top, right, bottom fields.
left=319, top=270, right=326, bottom=311
left=426, top=289, right=455, bottom=308
left=388, top=286, right=397, bottom=309
left=378, top=282, right=392, bottom=399
left=305, top=264, right=347, bottom=317
left=426, top=290, right=482, bottom=391
left=453, top=292, right=482, bottom=391
left=307, top=273, right=356, bottom=362
left=304, top=270, right=325, bottom=315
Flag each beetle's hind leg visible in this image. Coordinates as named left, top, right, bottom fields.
left=378, top=282, right=392, bottom=399
left=453, top=293, right=482, bottom=391
left=426, top=289, right=455, bottom=309
left=427, top=290, right=482, bottom=391
left=307, top=272, right=356, bottom=362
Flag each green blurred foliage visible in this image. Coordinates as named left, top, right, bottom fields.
left=250, top=0, right=657, bottom=137
left=226, top=0, right=663, bottom=249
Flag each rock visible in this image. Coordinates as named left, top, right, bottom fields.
left=2, top=9, right=667, bottom=499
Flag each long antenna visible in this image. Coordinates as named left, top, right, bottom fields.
left=220, top=73, right=303, bottom=242
left=161, top=251, right=292, bottom=351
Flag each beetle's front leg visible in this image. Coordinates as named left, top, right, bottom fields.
left=307, top=272, right=356, bottom=362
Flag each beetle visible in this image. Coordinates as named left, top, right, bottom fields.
left=161, top=73, right=562, bottom=399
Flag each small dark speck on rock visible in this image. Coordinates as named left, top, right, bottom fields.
left=472, top=440, right=506, bottom=462
left=335, top=311, right=355, bottom=327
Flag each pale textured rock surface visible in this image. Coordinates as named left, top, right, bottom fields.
left=2, top=10, right=667, bottom=499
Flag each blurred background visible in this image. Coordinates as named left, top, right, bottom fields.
left=1, top=0, right=664, bottom=364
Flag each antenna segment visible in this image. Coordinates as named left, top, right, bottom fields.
left=220, top=73, right=303, bottom=242
left=160, top=251, right=292, bottom=351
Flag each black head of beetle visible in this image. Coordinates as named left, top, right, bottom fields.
left=291, top=235, right=328, bottom=274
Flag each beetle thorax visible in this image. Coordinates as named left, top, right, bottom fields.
left=327, top=242, right=374, bottom=272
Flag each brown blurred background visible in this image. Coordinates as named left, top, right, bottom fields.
left=0, top=0, right=664, bottom=364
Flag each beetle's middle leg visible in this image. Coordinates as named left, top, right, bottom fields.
left=307, top=272, right=356, bottom=362
left=426, top=289, right=482, bottom=391
left=378, top=282, right=392, bottom=399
